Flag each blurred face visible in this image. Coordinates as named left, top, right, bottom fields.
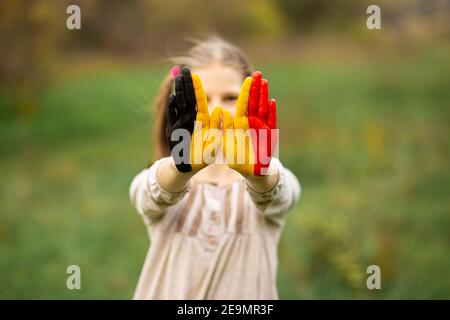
left=192, top=63, right=243, bottom=117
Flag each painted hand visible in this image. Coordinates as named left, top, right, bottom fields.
left=222, top=71, right=277, bottom=176
left=166, top=67, right=221, bottom=173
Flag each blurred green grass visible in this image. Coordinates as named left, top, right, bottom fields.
left=0, top=46, right=449, bottom=299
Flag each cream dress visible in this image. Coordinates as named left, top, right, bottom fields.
left=129, top=157, right=300, bottom=299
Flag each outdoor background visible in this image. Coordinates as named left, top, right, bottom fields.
left=0, top=0, right=449, bottom=299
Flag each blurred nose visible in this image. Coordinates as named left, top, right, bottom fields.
left=209, top=96, right=221, bottom=110
left=221, top=104, right=235, bottom=117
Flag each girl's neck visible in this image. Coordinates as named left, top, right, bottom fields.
left=192, top=163, right=241, bottom=186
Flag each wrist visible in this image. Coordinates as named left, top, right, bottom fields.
left=244, top=166, right=279, bottom=193
left=156, top=157, right=194, bottom=194
left=168, top=157, right=196, bottom=180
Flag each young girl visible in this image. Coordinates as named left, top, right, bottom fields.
left=130, top=37, right=300, bottom=299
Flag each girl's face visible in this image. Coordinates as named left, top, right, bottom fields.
left=192, top=64, right=243, bottom=117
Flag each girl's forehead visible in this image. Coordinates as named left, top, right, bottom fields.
left=192, top=64, right=242, bottom=94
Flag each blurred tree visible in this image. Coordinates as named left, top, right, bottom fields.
left=1, top=0, right=448, bottom=122
left=0, top=0, right=64, bottom=120
left=275, top=0, right=369, bottom=33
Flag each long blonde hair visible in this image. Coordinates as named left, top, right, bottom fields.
left=152, top=36, right=254, bottom=160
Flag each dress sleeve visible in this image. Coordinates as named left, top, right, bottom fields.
left=243, top=158, right=301, bottom=227
left=129, top=157, right=191, bottom=220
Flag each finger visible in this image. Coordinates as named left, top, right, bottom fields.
left=221, top=108, right=234, bottom=129
left=235, top=76, right=252, bottom=118
left=267, top=99, right=277, bottom=129
left=221, top=108, right=234, bottom=164
left=182, top=67, right=196, bottom=115
left=249, top=71, right=261, bottom=117
left=192, top=74, right=209, bottom=114
left=210, top=107, right=222, bottom=130
left=257, top=79, right=269, bottom=121
left=167, top=94, right=177, bottom=126
left=175, top=75, right=186, bottom=115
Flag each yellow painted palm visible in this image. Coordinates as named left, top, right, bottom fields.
left=221, top=76, right=255, bottom=176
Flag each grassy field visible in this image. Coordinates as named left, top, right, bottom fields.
left=0, top=46, right=449, bottom=299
